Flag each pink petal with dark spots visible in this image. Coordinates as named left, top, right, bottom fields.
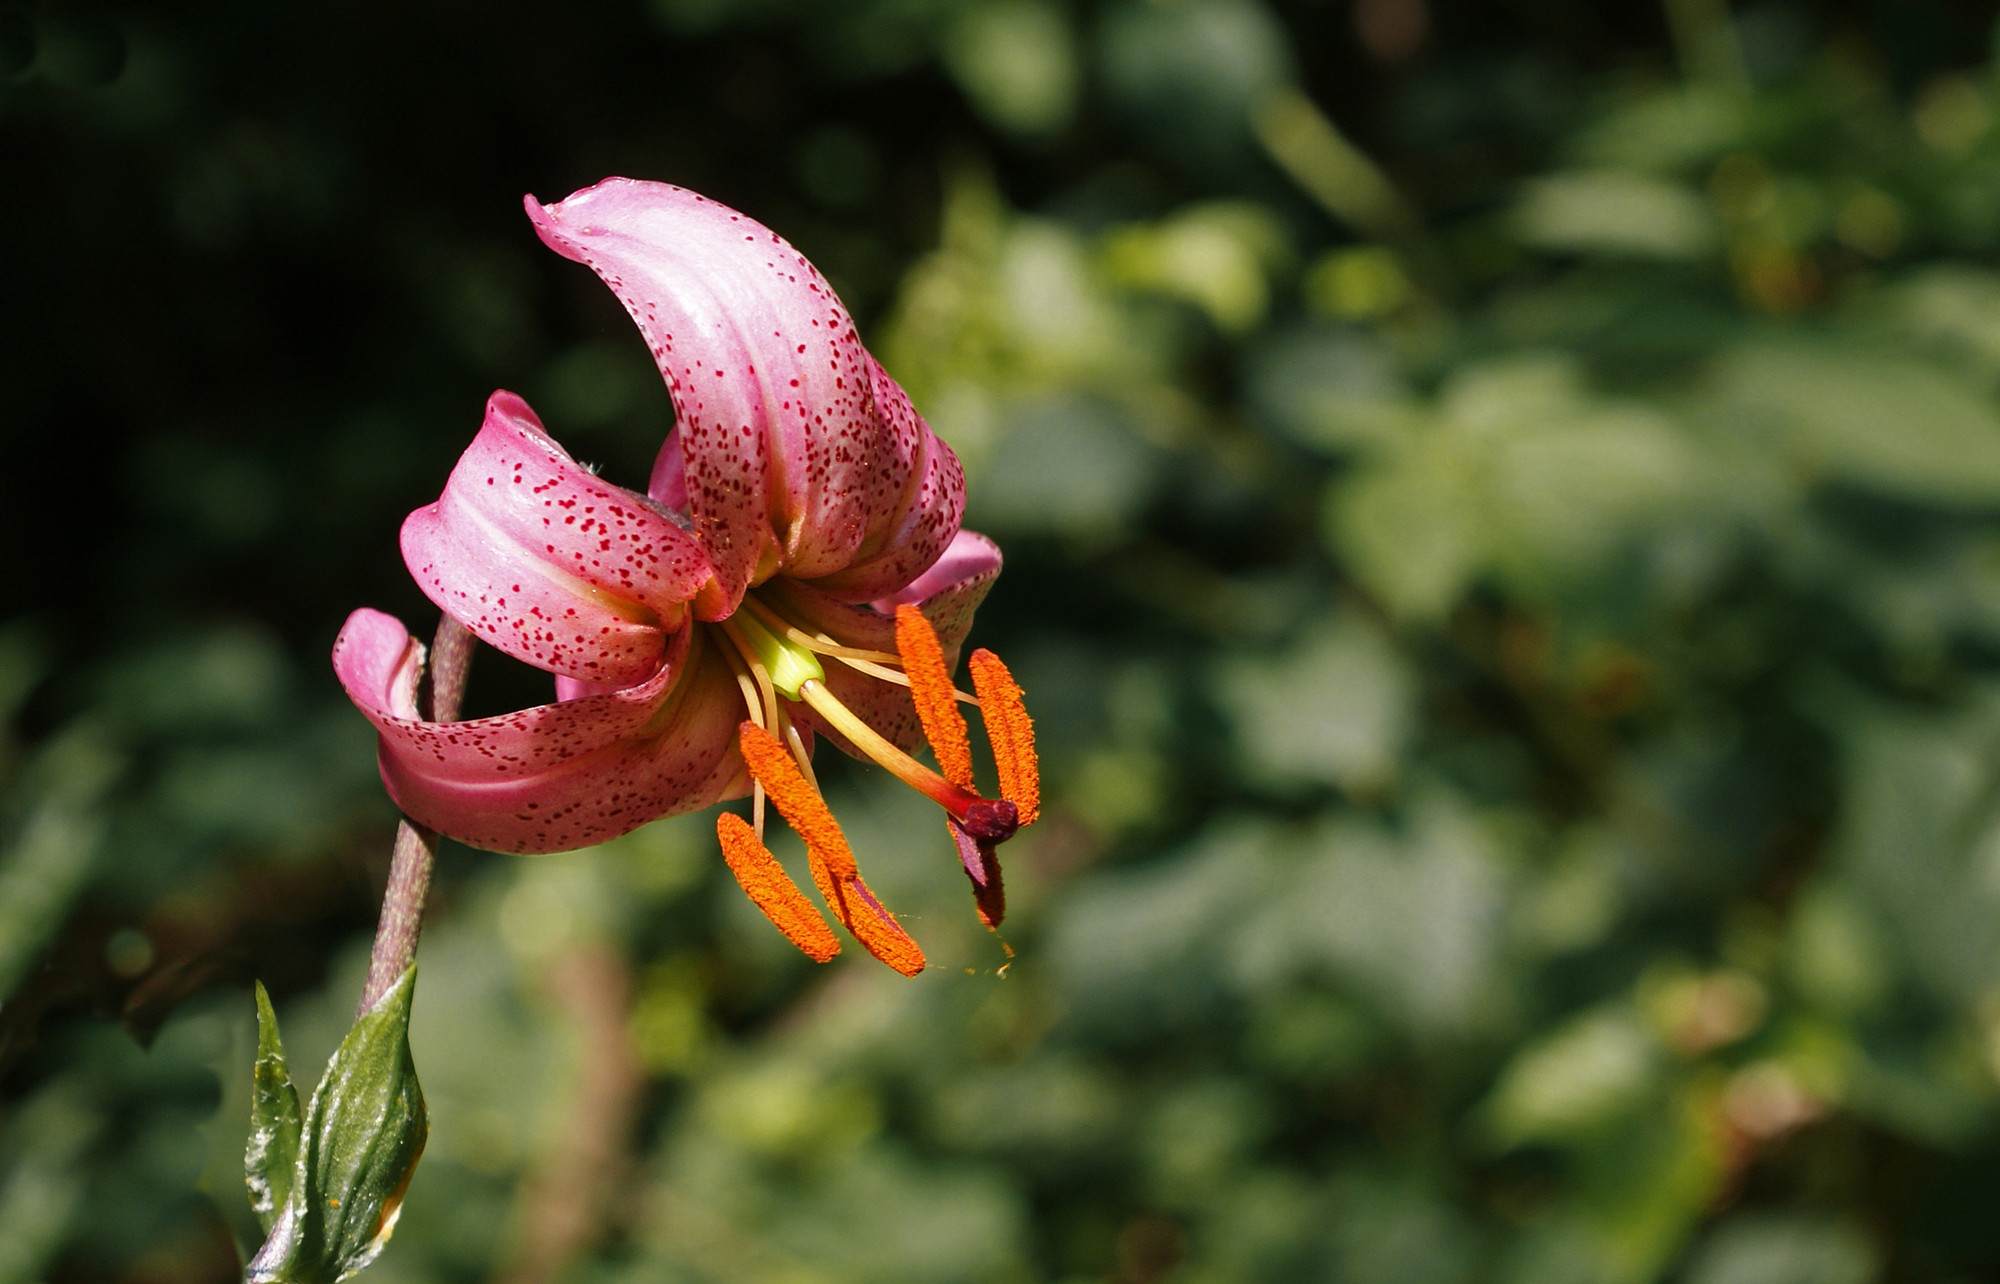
left=333, top=608, right=427, bottom=721
left=524, top=178, right=966, bottom=613
left=334, top=609, right=746, bottom=854
left=649, top=423, right=689, bottom=511
left=868, top=512, right=1001, bottom=613
left=400, top=391, right=714, bottom=689
left=803, top=356, right=968, bottom=603
left=554, top=674, right=636, bottom=701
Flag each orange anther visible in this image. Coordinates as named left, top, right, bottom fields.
left=736, top=721, right=925, bottom=975
left=716, top=813, right=839, bottom=962
left=968, top=649, right=1039, bottom=826
left=810, top=859, right=926, bottom=977
left=737, top=722, right=856, bottom=879
left=894, top=604, right=974, bottom=790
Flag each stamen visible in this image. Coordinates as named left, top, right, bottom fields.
left=795, top=680, right=984, bottom=819
left=828, top=651, right=978, bottom=705
left=804, top=856, right=926, bottom=978
left=894, top=605, right=974, bottom=791
left=737, top=722, right=853, bottom=878
left=716, top=618, right=781, bottom=734
left=719, top=643, right=766, bottom=729
left=741, top=595, right=976, bottom=702
left=949, top=820, right=1007, bottom=929
left=716, top=813, right=839, bottom=962
left=781, top=713, right=818, bottom=793
left=724, top=612, right=824, bottom=701
left=969, top=649, right=1040, bottom=825
left=717, top=640, right=771, bottom=837
left=741, top=596, right=903, bottom=665
left=737, top=721, right=926, bottom=976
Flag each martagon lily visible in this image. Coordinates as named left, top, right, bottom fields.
left=332, top=179, right=1037, bottom=976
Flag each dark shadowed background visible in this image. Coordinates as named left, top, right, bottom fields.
left=9, top=0, right=2000, bottom=1280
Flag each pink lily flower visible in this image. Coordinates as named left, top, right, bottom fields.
left=333, top=180, right=1038, bottom=976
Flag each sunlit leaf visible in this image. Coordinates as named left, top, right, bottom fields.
left=1484, top=1008, right=1659, bottom=1146
left=246, top=982, right=304, bottom=1234
left=1515, top=170, right=1720, bottom=260
left=1719, top=343, right=2000, bottom=507
left=245, top=967, right=426, bottom=1284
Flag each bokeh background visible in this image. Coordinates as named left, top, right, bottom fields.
left=11, top=0, right=2000, bottom=1279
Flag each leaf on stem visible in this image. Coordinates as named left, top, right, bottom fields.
left=245, top=981, right=303, bottom=1234
left=245, top=966, right=427, bottom=1283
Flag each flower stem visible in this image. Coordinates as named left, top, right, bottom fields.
left=358, top=615, right=475, bottom=1015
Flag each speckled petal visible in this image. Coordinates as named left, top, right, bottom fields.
left=525, top=179, right=961, bottom=613
left=803, top=356, right=968, bottom=603
left=400, top=391, right=714, bottom=688
left=759, top=529, right=1002, bottom=756
left=334, top=609, right=745, bottom=854
left=333, top=608, right=427, bottom=721
left=871, top=527, right=1004, bottom=615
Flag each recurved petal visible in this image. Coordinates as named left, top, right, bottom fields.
left=802, top=356, right=968, bottom=604
left=400, top=391, right=713, bottom=688
left=333, top=610, right=745, bottom=854
left=525, top=179, right=927, bottom=613
left=333, top=609, right=427, bottom=721
left=760, top=529, right=1002, bottom=755
left=872, top=528, right=1003, bottom=615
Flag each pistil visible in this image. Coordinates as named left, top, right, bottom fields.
left=794, top=678, right=991, bottom=823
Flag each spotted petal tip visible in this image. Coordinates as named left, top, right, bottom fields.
left=524, top=178, right=969, bottom=614
left=399, top=390, right=713, bottom=688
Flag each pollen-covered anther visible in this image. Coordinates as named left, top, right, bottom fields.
left=716, top=813, right=839, bottom=962
left=968, top=649, right=1039, bottom=825
left=736, top=721, right=925, bottom=976
left=894, top=604, right=973, bottom=790
left=736, top=720, right=853, bottom=877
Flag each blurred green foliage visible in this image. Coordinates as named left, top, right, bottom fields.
left=12, top=0, right=2000, bottom=1280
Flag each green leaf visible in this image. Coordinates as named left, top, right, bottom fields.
left=1719, top=343, right=2000, bottom=507
left=245, top=982, right=303, bottom=1234
left=1514, top=170, right=1720, bottom=260
left=1482, top=1007, right=1659, bottom=1148
left=1214, top=612, right=1415, bottom=794
left=245, top=966, right=427, bottom=1284
left=1328, top=430, right=1487, bottom=622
